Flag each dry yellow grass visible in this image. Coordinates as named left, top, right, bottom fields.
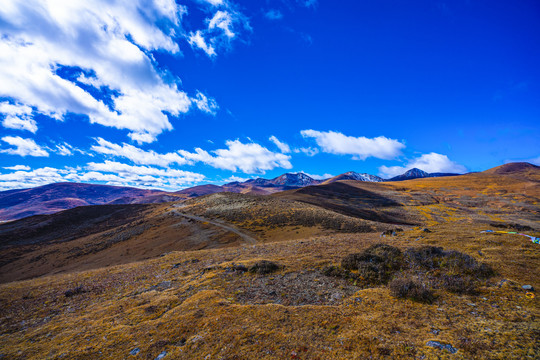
left=1, top=223, right=538, bottom=359
left=1, top=166, right=539, bottom=359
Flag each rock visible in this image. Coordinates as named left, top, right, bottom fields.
left=426, top=340, right=457, bottom=354
left=149, top=281, right=172, bottom=291
left=64, top=286, right=86, bottom=297
left=522, top=285, right=534, bottom=291
left=431, top=329, right=440, bottom=335
left=129, top=348, right=140, bottom=356
left=421, top=228, right=431, bottom=233
left=155, top=351, right=167, bottom=360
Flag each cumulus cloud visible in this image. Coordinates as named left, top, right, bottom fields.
left=269, top=135, right=291, bottom=153
left=1, top=136, right=49, bottom=157
left=179, top=140, right=292, bottom=174
left=378, top=152, right=467, bottom=178
left=0, top=161, right=206, bottom=191
left=301, top=130, right=405, bottom=160
left=91, top=138, right=187, bottom=167
left=0, top=0, right=245, bottom=144
left=3, top=165, right=31, bottom=171
left=0, top=102, right=37, bottom=133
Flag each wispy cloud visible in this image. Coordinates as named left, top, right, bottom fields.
left=264, top=9, right=284, bottom=20
left=301, top=130, right=405, bottom=160
left=269, top=135, right=291, bottom=153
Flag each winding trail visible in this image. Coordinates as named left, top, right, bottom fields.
left=170, top=210, right=257, bottom=244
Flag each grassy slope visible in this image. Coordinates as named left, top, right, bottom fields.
left=0, top=167, right=539, bottom=359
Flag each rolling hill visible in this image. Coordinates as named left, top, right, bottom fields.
left=0, top=182, right=172, bottom=221
left=0, top=163, right=539, bottom=359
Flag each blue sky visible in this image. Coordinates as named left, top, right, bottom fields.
left=0, top=0, right=539, bottom=191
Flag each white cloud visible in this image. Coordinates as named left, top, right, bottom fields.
left=528, top=156, right=540, bottom=166
left=0, top=0, right=239, bottom=143
left=264, top=9, right=283, bottom=20
left=55, top=142, right=73, bottom=156
left=188, top=4, right=250, bottom=57
left=179, top=139, right=292, bottom=174
left=298, top=171, right=333, bottom=180
left=0, top=161, right=206, bottom=191
left=200, top=0, right=225, bottom=6
left=293, top=147, right=319, bottom=156
left=269, top=135, right=291, bottom=153
left=188, top=30, right=217, bottom=57
left=91, top=137, right=187, bottom=167
left=86, top=161, right=203, bottom=180
left=378, top=152, right=467, bottom=178
left=1, top=136, right=49, bottom=157
left=209, top=11, right=235, bottom=38
left=222, top=175, right=248, bottom=183
left=193, top=91, right=219, bottom=115
left=3, top=165, right=31, bottom=171
left=301, top=130, right=405, bottom=160
left=0, top=102, right=37, bottom=133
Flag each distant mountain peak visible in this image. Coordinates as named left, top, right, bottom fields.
left=323, top=171, right=383, bottom=184
left=271, top=172, right=320, bottom=187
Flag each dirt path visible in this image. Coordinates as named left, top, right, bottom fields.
left=170, top=210, right=257, bottom=244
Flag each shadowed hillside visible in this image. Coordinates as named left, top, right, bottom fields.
left=0, top=183, right=168, bottom=221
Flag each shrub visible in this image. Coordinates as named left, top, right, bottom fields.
left=405, top=246, right=444, bottom=269
left=249, top=260, right=280, bottom=275
left=389, top=277, right=434, bottom=303
left=339, top=244, right=404, bottom=285
left=440, top=274, right=478, bottom=294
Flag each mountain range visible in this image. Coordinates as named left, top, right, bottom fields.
left=0, top=165, right=525, bottom=222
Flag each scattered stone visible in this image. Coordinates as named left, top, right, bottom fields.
left=421, top=228, right=431, bottom=233
left=64, top=286, right=86, bottom=297
left=148, top=281, right=172, bottom=291
left=522, top=285, right=534, bottom=291
left=155, top=351, right=167, bottom=360
left=467, top=303, right=476, bottom=307
left=177, top=338, right=186, bottom=347
left=172, top=263, right=182, bottom=269
left=129, top=348, right=140, bottom=356
left=431, top=329, right=440, bottom=335
left=426, top=340, right=457, bottom=354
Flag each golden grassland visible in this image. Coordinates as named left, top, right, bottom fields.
left=1, top=223, right=538, bottom=359
left=1, top=167, right=539, bottom=359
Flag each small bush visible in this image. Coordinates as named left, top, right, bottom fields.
left=406, top=246, right=444, bottom=269
left=249, top=260, right=280, bottom=275
left=340, top=244, right=404, bottom=285
left=440, top=274, right=478, bottom=294
left=389, top=277, right=434, bottom=303
left=322, top=265, right=350, bottom=278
